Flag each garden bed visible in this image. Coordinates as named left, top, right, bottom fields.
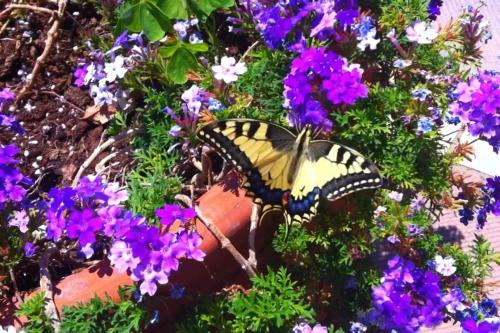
left=1, top=0, right=500, bottom=332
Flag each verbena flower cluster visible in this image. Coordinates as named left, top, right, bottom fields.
left=449, top=70, right=500, bottom=152
left=368, top=256, right=450, bottom=332
left=164, top=85, right=224, bottom=138
left=283, top=47, right=367, bottom=133
left=0, top=90, right=31, bottom=213
left=0, top=88, right=23, bottom=134
left=251, top=0, right=358, bottom=51
left=462, top=176, right=500, bottom=228
left=74, top=31, right=147, bottom=106
left=42, top=176, right=205, bottom=296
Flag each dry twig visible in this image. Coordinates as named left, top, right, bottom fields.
left=0, top=4, right=55, bottom=18
left=195, top=206, right=258, bottom=278
left=16, top=0, right=68, bottom=97
left=72, top=128, right=141, bottom=187
left=40, top=245, right=60, bottom=333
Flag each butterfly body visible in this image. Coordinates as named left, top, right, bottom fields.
left=197, top=119, right=381, bottom=225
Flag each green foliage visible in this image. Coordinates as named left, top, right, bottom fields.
left=177, top=267, right=314, bottom=333
left=228, top=267, right=314, bottom=332
left=333, top=84, right=452, bottom=196
left=17, top=293, right=54, bottom=333
left=176, top=296, right=232, bottom=332
left=117, top=0, right=235, bottom=41
left=218, top=49, right=291, bottom=123
left=378, top=0, right=430, bottom=31
left=59, top=290, right=145, bottom=333
left=127, top=88, right=183, bottom=218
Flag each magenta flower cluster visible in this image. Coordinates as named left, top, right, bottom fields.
left=449, top=71, right=500, bottom=152
left=283, top=47, right=367, bottom=133
left=368, top=256, right=451, bottom=332
left=252, top=0, right=358, bottom=51
left=43, top=176, right=205, bottom=296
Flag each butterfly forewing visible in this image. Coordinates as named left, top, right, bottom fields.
left=197, top=119, right=297, bottom=213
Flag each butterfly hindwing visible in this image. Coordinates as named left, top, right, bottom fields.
left=197, top=119, right=297, bottom=213
left=283, top=140, right=381, bottom=225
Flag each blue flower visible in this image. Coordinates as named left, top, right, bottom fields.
left=417, top=117, right=435, bottom=134
left=479, top=298, right=498, bottom=317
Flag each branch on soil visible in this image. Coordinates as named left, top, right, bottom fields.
left=0, top=4, right=56, bottom=18
left=15, top=0, right=68, bottom=98
left=72, top=128, right=142, bottom=187
left=40, top=244, right=61, bottom=333
left=195, top=206, right=258, bottom=278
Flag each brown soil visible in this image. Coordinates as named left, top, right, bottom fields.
left=0, top=1, right=133, bottom=190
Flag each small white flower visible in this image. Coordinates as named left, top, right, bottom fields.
left=388, top=191, right=403, bottom=202
left=434, top=255, right=457, bottom=276
left=406, top=21, right=438, bottom=44
left=104, top=55, right=128, bottom=83
left=211, top=56, right=247, bottom=84
left=0, top=325, right=26, bottom=333
left=393, top=58, right=412, bottom=68
left=373, top=205, right=387, bottom=219
left=357, top=29, right=380, bottom=51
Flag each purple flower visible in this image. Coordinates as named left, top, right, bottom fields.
left=109, top=240, right=140, bottom=273
left=387, top=235, right=400, bottom=244
left=292, top=321, right=328, bottom=333
left=461, top=318, right=497, bottom=333
left=170, top=285, right=186, bottom=300
left=74, top=64, right=88, bottom=87
left=369, top=256, right=447, bottom=332
left=67, top=208, right=103, bottom=246
left=427, top=0, right=443, bottom=20
left=156, top=204, right=196, bottom=227
left=407, top=224, right=423, bottom=237
left=410, top=197, right=425, bottom=213
left=449, top=71, right=500, bottom=152
left=24, top=242, right=35, bottom=257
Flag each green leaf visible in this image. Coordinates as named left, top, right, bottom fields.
left=119, top=0, right=142, bottom=32
left=198, top=0, right=235, bottom=16
left=141, top=3, right=166, bottom=41
left=183, top=42, right=209, bottom=53
left=159, top=44, right=179, bottom=58
left=118, top=0, right=173, bottom=41
left=167, top=47, right=198, bottom=84
left=158, top=0, right=188, bottom=19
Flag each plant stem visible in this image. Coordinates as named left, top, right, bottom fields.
left=8, top=266, right=23, bottom=304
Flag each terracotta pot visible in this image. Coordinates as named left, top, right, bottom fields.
left=1, top=184, right=270, bottom=328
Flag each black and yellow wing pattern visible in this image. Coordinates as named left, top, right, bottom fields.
left=197, top=119, right=381, bottom=225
